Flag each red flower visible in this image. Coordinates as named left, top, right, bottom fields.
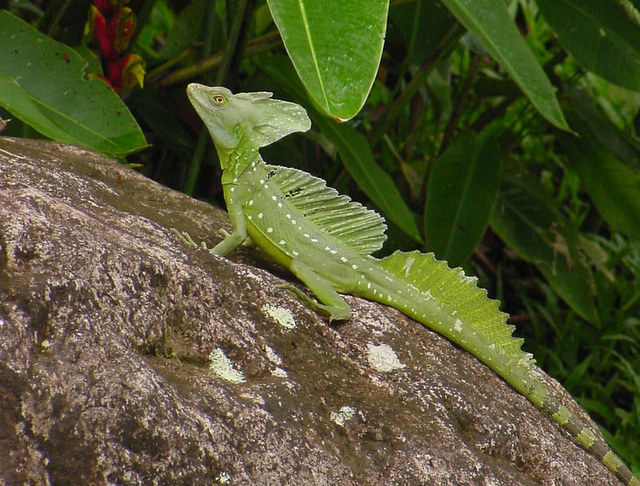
left=109, top=7, right=136, bottom=55
left=107, top=54, right=145, bottom=92
left=93, top=0, right=129, bottom=15
left=85, top=5, right=115, bottom=58
left=85, top=0, right=144, bottom=95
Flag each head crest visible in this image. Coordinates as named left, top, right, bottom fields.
left=234, top=91, right=311, bottom=148
left=187, top=84, right=311, bottom=150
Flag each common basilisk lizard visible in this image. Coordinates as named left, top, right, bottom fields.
left=183, top=83, right=639, bottom=486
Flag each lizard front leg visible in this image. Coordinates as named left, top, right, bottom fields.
left=210, top=197, right=250, bottom=256
left=172, top=198, right=252, bottom=256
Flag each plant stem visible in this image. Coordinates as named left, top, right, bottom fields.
left=159, top=31, right=281, bottom=87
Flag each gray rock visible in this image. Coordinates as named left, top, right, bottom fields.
left=0, top=136, right=621, bottom=485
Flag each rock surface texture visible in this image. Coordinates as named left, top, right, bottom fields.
left=0, top=137, right=623, bottom=485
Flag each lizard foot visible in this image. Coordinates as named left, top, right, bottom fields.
left=277, top=283, right=351, bottom=322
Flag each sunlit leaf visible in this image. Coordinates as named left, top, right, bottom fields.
left=266, top=0, right=389, bottom=121
left=440, top=0, right=568, bottom=130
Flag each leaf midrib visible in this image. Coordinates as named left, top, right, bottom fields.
left=296, top=0, right=330, bottom=110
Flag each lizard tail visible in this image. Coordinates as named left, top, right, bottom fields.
left=376, top=250, right=639, bottom=485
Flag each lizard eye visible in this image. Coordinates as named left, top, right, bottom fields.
left=213, top=95, right=226, bottom=105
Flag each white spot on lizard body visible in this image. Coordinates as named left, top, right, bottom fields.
left=403, top=257, right=415, bottom=277
left=519, top=354, right=535, bottom=368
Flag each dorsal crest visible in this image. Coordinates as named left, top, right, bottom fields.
left=267, top=165, right=387, bottom=255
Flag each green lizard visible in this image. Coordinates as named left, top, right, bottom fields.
left=185, top=83, right=639, bottom=486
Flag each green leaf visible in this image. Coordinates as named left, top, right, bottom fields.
left=563, top=87, right=640, bottom=171
left=0, top=11, right=147, bottom=157
left=0, top=73, right=80, bottom=143
left=425, top=131, right=500, bottom=267
left=490, top=169, right=598, bottom=324
left=389, top=0, right=456, bottom=67
left=73, top=44, right=104, bottom=76
left=266, top=0, right=389, bottom=121
left=537, top=0, right=640, bottom=91
left=440, top=0, right=568, bottom=130
left=162, top=0, right=205, bottom=60
left=558, top=109, right=640, bottom=241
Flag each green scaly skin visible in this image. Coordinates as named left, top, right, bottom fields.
left=186, top=83, right=639, bottom=486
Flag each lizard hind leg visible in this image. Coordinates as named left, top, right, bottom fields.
left=278, top=258, right=352, bottom=322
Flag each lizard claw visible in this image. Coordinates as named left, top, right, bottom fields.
left=171, top=228, right=198, bottom=247
left=171, top=228, right=212, bottom=251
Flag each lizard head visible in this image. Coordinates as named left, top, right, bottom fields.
left=187, top=84, right=311, bottom=165
left=187, top=85, right=240, bottom=157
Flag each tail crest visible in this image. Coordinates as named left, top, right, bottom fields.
left=380, top=250, right=532, bottom=368
left=379, top=250, right=639, bottom=485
